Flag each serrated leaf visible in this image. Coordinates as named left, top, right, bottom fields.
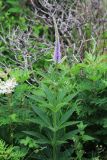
left=59, top=107, right=75, bottom=126
left=32, top=106, right=51, bottom=127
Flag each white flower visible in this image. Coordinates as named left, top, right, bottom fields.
left=0, top=78, right=18, bottom=94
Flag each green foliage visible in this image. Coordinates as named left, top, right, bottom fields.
left=2, top=0, right=27, bottom=14
left=20, top=136, right=39, bottom=149
left=10, top=69, right=30, bottom=82
left=0, top=0, right=107, bottom=158
left=0, top=53, right=107, bottom=158
left=0, top=53, right=107, bottom=159
left=73, top=122, right=94, bottom=160
left=71, top=54, right=107, bottom=154
left=0, top=139, right=27, bottom=160
left=24, top=65, right=80, bottom=159
left=6, top=1, right=23, bottom=13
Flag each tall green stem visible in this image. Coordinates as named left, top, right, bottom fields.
left=53, top=112, right=57, bottom=160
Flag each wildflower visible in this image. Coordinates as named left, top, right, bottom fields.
left=53, top=38, right=61, bottom=63
left=53, top=16, right=62, bottom=63
left=0, top=78, right=18, bottom=94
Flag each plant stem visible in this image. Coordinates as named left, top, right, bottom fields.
left=53, top=112, right=57, bottom=160
left=8, top=94, right=13, bottom=144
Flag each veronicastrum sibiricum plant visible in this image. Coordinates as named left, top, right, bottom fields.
left=24, top=65, right=80, bottom=160
left=53, top=37, right=61, bottom=63
left=53, top=16, right=62, bottom=63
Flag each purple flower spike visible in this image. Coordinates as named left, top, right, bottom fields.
left=53, top=38, right=61, bottom=63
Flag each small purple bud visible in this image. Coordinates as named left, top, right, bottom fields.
left=53, top=38, right=61, bottom=63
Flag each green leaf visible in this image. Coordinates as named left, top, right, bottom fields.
left=42, top=84, right=55, bottom=105
left=32, top=106, right=51, bottom=127
left=29, top=118, right=53, bottom=131
left=23, top=131, right=50, bottom=144
left=59, top=121, right=79, bottom=129
left=55, top=102, right=68, bottom=112
left=29, top=117, right=48, bottom=128
left=57, top=89, right=68, bottom=103
left=63, top=130, right=79, bottom=141
left=59, top=107, right=75, bottom=126
left=8, top=7, right=22, bottom=13
left=23, top=131, right=45, bottom=139
left=7, top=0, right=19, bottom=5
left=64, top=92, right=78, bottom=103
left=82, top=135, right=95, bottom=141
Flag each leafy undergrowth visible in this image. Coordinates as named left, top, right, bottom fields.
left=0, top=0, right=107, bottom=160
